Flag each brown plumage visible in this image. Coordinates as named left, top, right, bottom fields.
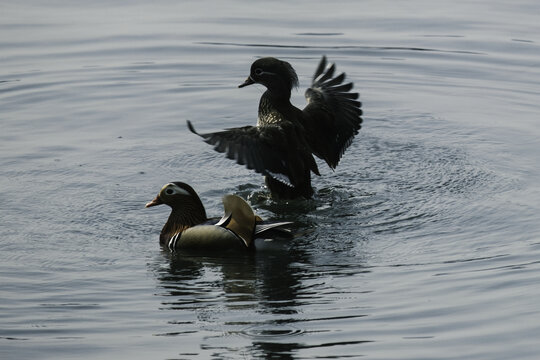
left=188, top=56, right=362, bottom=199
left=145, top=182, right=292, bottom=251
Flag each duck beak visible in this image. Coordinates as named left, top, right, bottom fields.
left=145, top=195, right=163, bottom=208
left=238, top=76, right=255, bottom=88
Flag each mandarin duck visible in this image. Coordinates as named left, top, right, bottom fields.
left=146, top=182, right=292, bottom=251
left=187, top=56, right=362, bottom=199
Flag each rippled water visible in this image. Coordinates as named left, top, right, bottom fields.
left=2, top=1, right=540, bottom=359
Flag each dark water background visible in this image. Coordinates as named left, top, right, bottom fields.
left=1, top=1, right=540, bottom=359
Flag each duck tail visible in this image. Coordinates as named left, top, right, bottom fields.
left=254, top=221, right=294, bottom=239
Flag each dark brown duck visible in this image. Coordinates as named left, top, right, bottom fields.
left=188, top=56, right=362, bottom=199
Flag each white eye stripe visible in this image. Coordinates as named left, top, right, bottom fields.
left=254, top=69, right=276, bottom=76
left=164, top=184, right=191, bottom=196
left=176, top=188, right=191, bottom=196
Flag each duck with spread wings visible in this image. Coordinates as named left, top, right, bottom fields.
left=187, top=56, right=362, bottom=199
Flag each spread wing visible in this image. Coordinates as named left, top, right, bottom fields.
left=187, top=120, right=318, bottom=189
left=302, top=55, right=363, bottom=169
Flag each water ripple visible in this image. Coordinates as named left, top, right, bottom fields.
left=2, top=1, right=540, bottom=359
left=197, top=41, right=485, bottom=55
left=241, top=324, right=304, bottom=338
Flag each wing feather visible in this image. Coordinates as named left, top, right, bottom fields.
left=302, top=56, right=363, bottom=169
left=187, top=120, right=317, bottom=189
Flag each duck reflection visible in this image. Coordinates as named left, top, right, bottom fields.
left=150, top=232, right=312, bottom=359
left=155, top=242, right=306, bottom=314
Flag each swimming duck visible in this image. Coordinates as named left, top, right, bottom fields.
left=187, top=55, right=362, bottom=199
left=145, top=182, right=293, bottom=251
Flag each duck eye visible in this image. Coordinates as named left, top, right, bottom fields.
left=254, top=68, right=263, bottom=76
left=165, top=188, right=174, bottom=195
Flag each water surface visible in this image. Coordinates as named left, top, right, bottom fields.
left=1, top=1, right=540, bottom=359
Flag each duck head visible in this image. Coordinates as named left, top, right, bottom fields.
left=146, top=182, right=208, bottom=245
left=239, top=57, right=299, bottom=95
left=145, top=182, right=202, bottom=210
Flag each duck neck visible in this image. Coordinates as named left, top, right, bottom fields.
left=160, top=202, right=207, bottom=246
left=264, top=85, right=292, bottom=103
left=258, top=90, right=293, bottom=125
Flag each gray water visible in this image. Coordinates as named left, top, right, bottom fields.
left=2, top=1, right=540, bottom=359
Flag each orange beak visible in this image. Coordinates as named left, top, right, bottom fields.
left=145, top=195, right=163, bottom=208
